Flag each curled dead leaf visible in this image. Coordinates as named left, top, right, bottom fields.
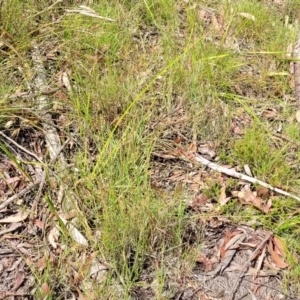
left=190, top=193, right=209, bottom=211
left=273, top=237, right=286, bottom=258
left=188, top=142, right=197, bottom=153
left=41, top=282, right=51, bottom=296
left=211, top=14, right=222, bottom=31
left=36, top=256, right=47, bottom=272
left=239, top=185, right=271, bottom=213
left=63, top=70, right=71, bottom=90
left=10, top=271, right=25, bottom=292
left=262, top=110, right=278, bottom=120
left=34, top=219, right=44, bottom=229
left=197, top=252, right=213, bottom=271
left=268, top=239, right=288, bottom=269
left=257, top=186, right=270, bottom=200
left=198, top=144, right=216, bottom=158
left=218, top=185, right=231, bottom=206
left=48, top=227, right=60, bottom=249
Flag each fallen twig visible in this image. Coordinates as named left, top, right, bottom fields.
left=0, top=222, right=23, bottom=236
left=8, top=88, right=61, bottom=100
left=32, top=45, right=64, bottom=162
left=32, top=0, right=62, bottom=18
left=189, top=152, right=300, bottom=202
left=243, top=278, right=298, bottom=300
left=0, top=131, right=44, bottom=164
left=0, top=178, right=41, bottom=211
left=228, top=232, right=273, bottom=300
left=30, top=137, right=71, bottom=219
left=273, top=133, right=300, bottom=147
left=31, top=45, right=92, bottom=250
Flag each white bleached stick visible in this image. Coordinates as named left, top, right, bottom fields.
left=193, top=153, right=300, bottom=202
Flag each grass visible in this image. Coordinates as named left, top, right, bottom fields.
left=1, top=0, right=300, bottom=298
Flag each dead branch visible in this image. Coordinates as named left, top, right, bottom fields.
left=193, top=153, right=300, bottom=202
left=0, top=131, right=44, bottom=163
left=32, top=45, right=64, bottom=162
left=0, top=179, right=41, bottom=211
left=228, top=232, right=273, bottom=300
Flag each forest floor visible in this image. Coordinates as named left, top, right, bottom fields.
left=1, top=0, right=300, bottom=299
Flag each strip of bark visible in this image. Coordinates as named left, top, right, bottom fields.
left=293, top=31, right=300, bottom=109
left=32, top=45, right=63, bottom=162
left=228, top=233, right=272, bottom=300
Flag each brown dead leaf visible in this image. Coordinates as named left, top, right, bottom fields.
left=198, top=9, right=208, bottom=21
left=191, top=173, right=203, bottom=184
left=190, top=183, right=200, bottom=192
left=221, top=232, right=232, bottom=259
left=197, top=252, right=213, bottom=271
left=5, top=176, right=20, bottom=186
left=34, top=219, right=44, bottom=229
left=292, top=253, right=299, bottom=264
left=54, top=91, right=68, bottom=101
left=191, top=193, right=209, bottom=211
left=198, top=144, right=216, bottom=158
left=230, top=122, right=242, bottom=135
left=179, top=149, right=196, bottom=162
left=273, top=237, right=286, bottom=258
left=268, top=239, right=288, bottom=269
left=74, top=286, right=90, bottom=300
left=239, top=185, right=271, bottom=213
left=218, top=185, right=231, bottom=206
left=211, top=14, right=222, bottom=31
left=41, top=282, right=51, bottom=296
left=224, top=231, right=245, bottom=251
left=72, top=253, right=96, bottom=285
left=257, top=186, right=270, bottom=200
left=208, top=218, right=225, bottom=228
left=262, top=110, right=278, bottom=120
left=221, top=231, right=243, bottom=259
left=36, top=257, right=47, bottom=272
left=152, top=152, right=177, bottom=160
left=188, top=142, right=197, bottom=153
left=168, top=170, right=183, bottom=181
left=48, top=227, right=60, bottom=249
left=266, top=198, right=272, bottom=212
left=218, top=12, right=225, bottom=28
left=174, top=136, right=183, bottom=144
left=61, top=70, right=72, bottom=92
left=10, top=271, right=25, bottom=292
left=218, top=231, right=246, bottom=273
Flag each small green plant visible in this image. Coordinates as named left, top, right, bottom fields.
left=230, top=124, right=295, bottom=187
